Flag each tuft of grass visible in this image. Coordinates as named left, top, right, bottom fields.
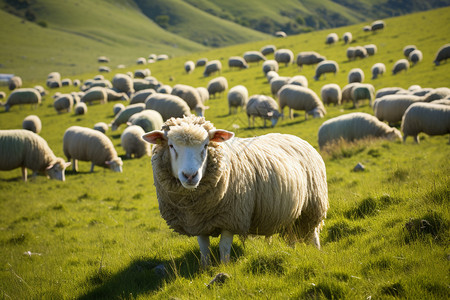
left=403, top=211, right=448, bottom=244
left=302, top=281, right=348, bottom=300
left=246, top=253, right=287, bottom=275
left=326, top=220, right=365, bottom=243
left=380, top=281, right=406, bottom=298
left=345, top=197, right=378, bottom=219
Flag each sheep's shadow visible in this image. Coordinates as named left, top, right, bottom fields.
left=77, top=243, right=244, bottom=299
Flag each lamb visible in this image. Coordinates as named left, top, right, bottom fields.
left=8, top=76, right=22, bottom=90
left=81, top=87, right=108, bottom=105
left=22, top=115, right=42, bottom=134
left=321, top=83, right=342, bottom=106
left=373, top=94, right=424, bottom=125
left=128, top=109, right=164, bottom=133
left=343, top=32, right=352, bottom=44
left=130, top=89, right=156, bottom=105
left=93, top=122, right=109, bottom=134
left=392, top=59, right=410, bottom=75
left=274, top=49, right=294, bottom=66
left=354, top=46, right=368, bottom=59
left=63, top=126, right=123, bottom=173
left=408, top=49, right=423, bottom=66
left=0, top=129, right=70, bottom=181
left=97, top=56, right=109, bottom=63
left=260, top=45, right=276, bottom=55
left=403, top=45, right=417, bottom=58
left=207, top=76, right=228, bottom=98
left=371, top=63, right=386, bottom=79
left=246, top=94, right=281, bottom=128
left=171, top=84, right=208, bottom=116
left=275, top=31, right=287, bottom=37
left=121, top=125, right=150, bottom=158
left=74, top=102, right=88, bottom=115
left=296, top=51, right=326, bottom=69
left=145, top=93, right=192, bottom=121
left=243, top=51, right=266, bottom=64
left=314, top=60, right=339, bottom=81
left=278, top=85, right=326, bottom=120
left=227, top=85, right=248, bottom=114
left=112, top=73, right=135, bottom=96
left=1, top=88, right=41, bottom=112
left=401, top=102, right=450, bottom=143
left=262, top=60, right=278, bottom=75
left=136, top=57, right=147, bottom=65
left=318, top=112, right=402, bottom=149
left=371, top=20, right=385, bottom=31
left=110, top=103, right=145, bottom=131
left=287, top=75, right=308, bottom=88
left=203, top=60, right=222, bottom=77
left=228, top=56, right=248, bottom=69
left=433, top=43, right=450, bottom=66
left=266, top=71, right=279, bottom=83
left=53, top=94, right=74, bottom=113
left=348, top=68, right=365, bottom=83
left=184, top=60, right=195, bottom=74
left=141, top=115, right=328, bottom=265
left=364, top=44, right=377, bottom=56
left=325, top=33, right=339, bottom=44
left=351, top=83, right=375, bottom=107
left=270, top=76, right=290, bottom=96
left=113, top=103, right=125, bottom=116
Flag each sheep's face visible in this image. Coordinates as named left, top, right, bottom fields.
left=46, top=161, right=71, bottom=181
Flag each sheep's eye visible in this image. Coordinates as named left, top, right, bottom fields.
left=169, top=144, right=174, bottom=149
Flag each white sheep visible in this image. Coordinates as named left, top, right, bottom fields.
left=318, top=112, right=402, bottom=149
left=156, top=54, right=169, bottom=61
left=351, top=83, right=375, bottom=107
left=105, top=89, right=129, bottom=102
left=373, top=94, right=424, bottom=125
left=1, top=88, right=41, bottom=112
left=262, top=60, right=279, bottom=75
left=392, top=59, right=409, bottom=75
left=207, top=76, right=228, bottom=98
left=371, top=20, right=385, bottom=31
left=133, top=77, right=160, bottom=92
left=343, top=32, right=352, bottom=44
left=22, top=115, right=42, bottom=134
left=278, top=85, right=326, bottom=120
left=184, top=60, right=195, bottom=74
left=274, top=49, right=294, bottom=66
left=433, top=43, right=450, bottom=66
left=287, top=75, right=308, bottom=88
left=341, top=82, right=360, bottom=104
left=130, top=89, right=156, bottom=105
left=403, top=45, right=417, bottom=58
left=53, top=94, right=74, bottom=113
left=196, top=87, right=209, bottom=103
left=145, top=93, right=192, bottom=121
left=346, top=47, right=356, bottom=60
left=121, top=125, right=150, bottom=159
left=172, top=84, right=208, bottom=116
left=243, top=51, right=266, bottom=64
left=260, top=45, right=276, bottom=55
left=348, top=68, right=365, bottom=83
left=112, top=73, right=135, bottom=96
left=275, top=31, right=287, bottom=37
left=314, top=60, right=339, bottom=81
left=364, top=44, right=377, bottom=56
left=408, top=49, right=423, bottom=66
left=401, top=102, right=450, bottom=143
left=81, top=87, right=108, bottom=105
left=296, top=51, right=326, bottom=69
left=266, top=71, right=279, bottom=83
left=196, top=58, right=208, bottom=67
left=321, top=83, right=342, bottom=106
left=74, top=102, right=88, bottom=115
left=113, top=103, right=125, bottom=116
left=128, top=109, right=164, bottom=133
left=136, top=57, right=147, bottom=65
left=227, top=85, right=248, bottom=114
left=246, top=94, right=280, bottom=128
left=93, top=122, right=109, bottom=134
left=270, top=76, right=290, bottom=96
left=141, top=115, right=328, bottom=266
left=8, top=76, right=22, bottom=90
left=157, top=85, right=173, bottom=94
left=354, top=46, right=368, bottom=59
left=0, top=129, right=70, bottom=181
left=61, top=78, right=72, bottom=87
left=423, top=87, right=450, bottom=102
left=110, top=103, right=145, bottom=131
left=371, top=63, right=386, bottom=79
left=203, top=60, right=222, bottom=77
left=375, top=87, right=405, bottom=98
left=63, top=126, right=123, bottom=172
left=228, top=56, right=248, bottom=69
left=325, top=33, right=338, bottom=44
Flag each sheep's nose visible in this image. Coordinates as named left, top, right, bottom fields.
left=182, top=171, right=198, bottom=181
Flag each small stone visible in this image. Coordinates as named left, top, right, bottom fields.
left=353, top=162, right=365, bottom=172
left=207, top=272, right=231, bottom=288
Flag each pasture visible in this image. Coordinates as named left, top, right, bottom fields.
left=0, top=7, right=449, bottom=299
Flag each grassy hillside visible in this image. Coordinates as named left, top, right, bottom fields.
left=0, top=7, right=449, bottom=299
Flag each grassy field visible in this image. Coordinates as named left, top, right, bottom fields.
left=0, top=7, right=449, bottom=299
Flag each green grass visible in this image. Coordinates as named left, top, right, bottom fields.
left=1, top=7, right=450, bottom=299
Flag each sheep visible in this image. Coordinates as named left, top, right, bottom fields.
left=98, top=66, right=111, bottom=73
left=227, top=85, right=248, bottom=114
left=113, top=103, right=125, bottom=116
left=74, top=102, right=88, bottom=115
left=228, top=56, right=248, bottom=69
left=278, top=85, right=326, bottom=120
left=364, top=44, right=377, bottom=56
left=408, top=49, right=423, bottom=66
left=81, top=87, right=108, bottom=105
left=346, top=47, right=356, bottom=60
left=145, top=93, right=192, bottom=121
left=84, top=79, right=112, bottom=90
left=392, top=59, right=410, bottom=75
left=97, top=56, right=109, bottom=63
left=63, top=126, right=123, bottom=173
left=408, top=85, right=421, bottom=92
left=371, top=20, right=385, bottom=31
left=423, top=87, right=450, bottom=102
left=318, top=112, right=402, bottom=149
left=184, top=60, right=195, bottom=74
left=270, top=76, right=290, bottom=96
left=8, top=76, right=22, bottom=90
left=348, top=68, right=365, bottom=83
left=296, top=51, right=326, bottom=69
left=22, top=115, right=42, bottom=134
left=433, top=43, right=450, bottom=66
left=112, top=73, right=135, bottom=96
left=260, top=45, right=276, bottom=56
left=321, top=83, right=342, bottom=106
left=196, top=87, right=209, bottom=103
left=363, top=25, right=371, bottom=32
left=341, top=83, right=360, bottom=104
left=262, top=60, right=278, bottom=75
left=351, top=83, right=375, bottom=107
left=432, top=99, right=450, bottom=106
left=134, top=69, right=151, bottom=78
left=0, top=129, right=70, bottom=181
left=243, top=51, right=266, bottom=64
left=207, top=76, right=228, bottom=98
left=129, top=89, right=155, bottom=105
left=1, top=88, right=41, bottom=112
left=274, top=49, right=294, bottom=66
left=157, top=54, right=169, bottom=61
left=61, top=78, right=72, bottom=86
left=266, top=71, right=279, bottom=83
left=371, top=63, right=386, bottom=79
left=105, top=89, right=129, bottom=102
left=157, top=85, right=173, bottom=94
left=110, top=103, right=145, bottom=131
left=141, top=115, right=328, bottom=266
left=128, top=109, right=164, bottom=133
left=401, top=102, right=450, bottom=143
left=121, top=125, right=150, bottom=159
left=171, top=84, right=208, bottom=116
left=343, top=32, right=352, bottom=44
left=325, top=33, right=338, bottom=44
left=93, top=122, right=109, bottom=134
left=314, top=60, right=339, bottom=81
left=133, top=77, right=160, bottom=92
left=275, top=30, right=287, bottom=37
left=375, top=87, right=405, bottom=98
left=53, top=94, right=74, bottom=113
left=373, top=94, right=424, bottom=125
left=354, top=46, right=368, bottom=59
left=0, top=91, right=5, bottom=99
left=287, top=75, right=308, bottom=88
left=246, top=94, right=281, bottom=128
left=73, top=79, right=81, bottom=87
left=203, top=60, right=222, bottom=77
left=196, top=58, right=208, bottom=67
left=403, top=45, right=417, bottom=58
left=136, top=57, right=147, bottom=65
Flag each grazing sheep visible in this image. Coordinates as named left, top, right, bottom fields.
left=93, top=122, right=109, bottom=134
left=363, top=25, right=371, bottom=32
left=157, top=54, right=169, bottom=61
left=63, top=126, right=123, bottom=172
left=351, top=83, right=375, bottom=107
left=203, top=60, right=222, bottom=77
left=121, top=125, right=150, bottom=158
left=375, top=87, right=405, bottom=98
left=392, top=59, right=410, bottom=75
left=134, top=69, right=151, bottom=78
left=409, top=49, right=423, bottom=66
left=97, top=56, right=109, bottom=63
left=262, top=60, right=279, bottom=75
left=61, top=78, right=72, bottom=86
left=246, top=94, right=280, bottom=128
left=130, top=89, right=156, bottom=105
left=278, top=85, right=326, bottom=120
left=321, top=83, right=342, bottom=106
left=287, top=75, right=308, bottom=88
left=1, top=88, right=41, bottom=112
left=348, top=68, right=365, bottom=83
left=74, top=102, right=88, bottom=115
left=184, top=60, right=195, bottom=74
left=128, top=109, right=164, bottom=133
left=133, top=77, right=160, bottom=92
left=145, top=93, right=192, bottom=121
left=196, top=87, right=209, bottom=103
left=243, top=51, right=266, bottom=64
left=296, top=51, right=326, bottom=69
left=196, top=58, right=208, bottom=67
left=318, top=112, right=401, bottom=149
left=112, top=73, right=135, bottom=96
left=403, top=45, right=417, bottom=58
left=270, top=76, right=290, bottom=96
left=341, top=83, right=360, bottom=104
left=266, top=71, right=279, bottom=83
left=136, top=57, right=147, bottom=65
left=22, top=115, right=42, bottom=134
left=325, top=33, right=339, bottom=44
left=98, top=66, right=111, bottom=73
left=157, top=85, right=173, bottom=94
left=141, top=115, right=328, bottom=266
left=105, top=89, right=129, bottom=102
left=275, top=31, right=287, bottom=37
left=314, top=60, right=339, bottom=81
left=401, top=102, right=450, bottom=143
left=228, top=56, right=248, bottom=69
left=423, top=87, right=450, bottom=102
left=371, top=20, right=385, bottom=31
left=432, top=99, right=450, bottom=106
left=260, top=45, right=276, bottom=55
left=354, top=46, right=368, bottom=59
left=8, top=76, right=22, bottom=90
left=81, top=87, right=108, bottom=105
left=364, top=44, right=377, bottom=56
left=373, top=94, right=424, bottom=125
left=34, top=85, right=47, bottom=96
left=433, top=43, right=450, bottom=66
left=113, top=103, right=125, bottom=116
left=207, top=76, right=228, bottom=98
left=0, top=91, right=5, bottom=99
left=0, top=129, right=70, bottom=181
left=371, top=63, right=386, bottom=79
left=171, top=84, right=208, bottom=116
left=53, top=94, right=74, bottom=113
left=343, top=32, right=352, bottom=44
left=274, top=49, right=294, bottom=66
left=227, top=85, right=248, bottom=114
left=110, top=103, right=145, bottom=131
left=84, top=79, right=112, bottom=90
left=408, top=85, right=421, bottom=92
left=346, top=47, right=356, bottom=60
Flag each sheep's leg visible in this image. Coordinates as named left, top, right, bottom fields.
left=90, top=162, right=95, bottom=172
left=289, top=108, right=293, bottom=119
left=21, top=167, right=27, bottom=182
left=248, top=116, right=251, bottom=128
left=310, top=227, right=321, bottom=250
left=197, top=235, right=211, bottom=267
left=413, top=135, right=420, bottom=144
left=263, top=118, right=267, bottom=127
left=219, top=230, right=233, bottom=264
left=73, top=159, right=78, bottom=172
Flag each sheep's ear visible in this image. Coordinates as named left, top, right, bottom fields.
left=209, top=130, right=234, bottom=142
left=142, top=130, right=166, bottom=144
left=64, top=162, right=72, bottom=168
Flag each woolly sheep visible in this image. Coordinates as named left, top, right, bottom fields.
left=53, top=94, right=74, bottom=113
left=321, top=83, right=342, bottom=106
left=432, top=99, right=450, bottom=106
left=113, top=103, right=125, bottom=116
left=364, top=44, right=377, bottom=56
left=287, top=75, right=308, bottom=88
left=401, top=102, right=450, bottom=143
left=423, top=87, right=450, bottom=102
left=61, top=78, right=72, bottom=86
left=246, top=94, right=280, bottom=128
left=227, top=85, right=248, bottom=114
left=0, top=92, right=5, bottom=99
left=371, top=63, right=386, bottom=79
left=112, top=73, right=135, bottom=96
left=63, top=126, right=123, bottom=172
left=93, top=75, right=105, bottom=81
left=351, top=83, right=375, bottom=107
left=260, top=45, right=276, bottom=55
left=156, top=54, right=169, bottom=61
left=74, top=102, right=87, bottom=115
left=243, top=51, right=266, bottom=64
left=81, top=87, right=108, bottom=105
left=371, top=20, right=385, bottom=31
left=325, top=33, right=338, bottom=44
left=262, top=60, right=278, bottom=75
left=130, top=88, right=156, bottom=105
left=84, top=79, right=112, bottom=90
left=184, top=60, right=195, bottom=74
left=278, top=85, right=326, bottom=120
left=136, top=57, right=147, bottom=65
left=145, top=93, right=192, bottom=121
left=8, top=76, right=22, bottom=90
left=228, top=56, right=248, bottom=69
left=433, top=43, right=450, bottom=66
left=203, top=60, right=222, bottom=77
left=97, top=56, right=109, bottom=63
left=93, top=122, right=109, bottom=134
left=318, top=112, right=401, bottom=149
left=392, top=59, right=410, bottom=75
left=0, top=129, right=70, bottom=181
left=171, top=84, right=208, bottom=116
left=207, top=76, right=228, bottom=98
left=105, top=89, right=129, bottom=102
left=341, top=83, right=360, bottom=104
left=22, top=115, right=42, bottom=134
left=196, top=58, right=208, bottom=67
left=266, top=71, right=279, bottom=83
left=314, top=60, right=339, bottom=81
left=134, top=69, right=151, bottom=78
left=141, top=115, right=328, bottom=266
left=1, top=88, right=41, bottom=112
left=270, top=76, right=290, bottom=96
left=403, top=45, right=417, bottom=58
left=34, top=85, right=47, bottom=96
left=373, top=94, right=424, bottom=125
left=363, top=25, right=371, bottom=32
left=275, top=31, right=287, bottom=37
left=110, top=103, right=145, bottom=131
left=343, top=32, right=352, bottom=44
left=157, top=85, right=173, bottom=94
left=346, top=47, right=356, bottom=60
left=274, top=49, right=294, bottom=66
left=296, top=51, right=326, bottom=69
left=196, top=87, right=209, bottom=103
left=98, top=66, right=110, bottom=73
left=121, top=125, right=150, bottom=158
left=133, top=77, right=160, bottom=92
left=409, top=49, right=423, bottom=66
left=375, top=87, right=405, bottom=98
left=128, top=109, right=164, bottom=133
left=348, top=68, right=365, bottom=83
left=354, top=46, right=368, bottom=59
